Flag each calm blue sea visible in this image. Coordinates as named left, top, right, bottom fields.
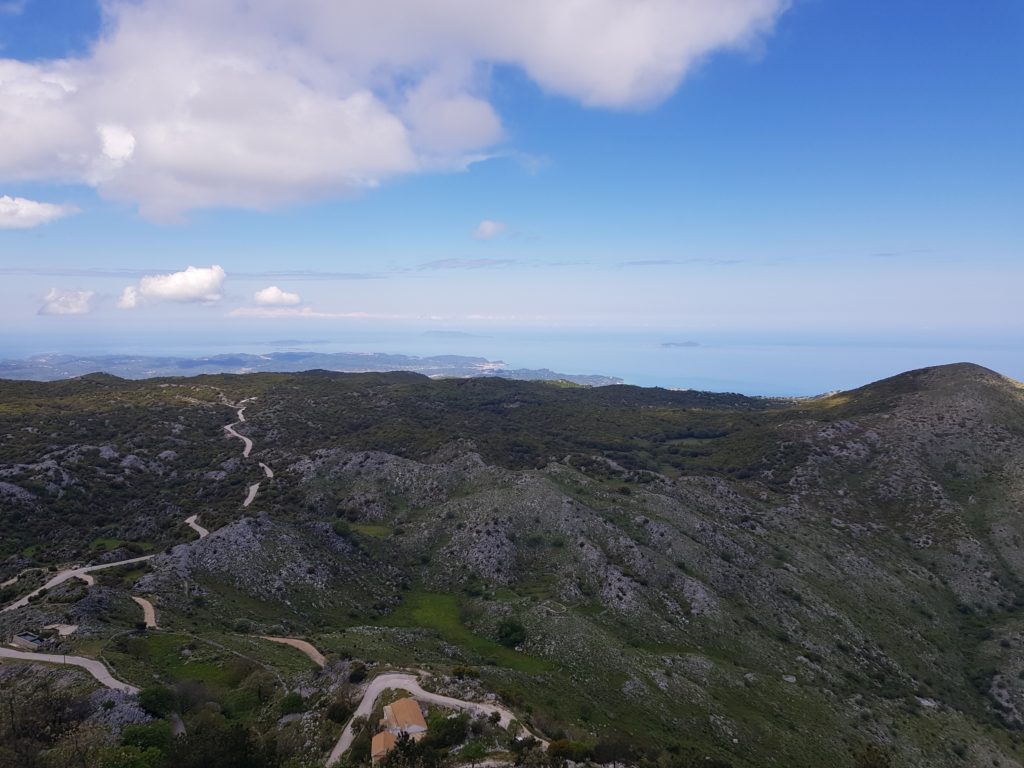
left=1, top=329, right=1021, bottom=397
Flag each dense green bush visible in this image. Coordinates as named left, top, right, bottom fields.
left=496, top=618, right=526, bottom=648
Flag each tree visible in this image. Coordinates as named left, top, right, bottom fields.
left=593, top=736, right=635, bottom=768
left=382, top=733, right=441, bottom=768
left=461, top=740, right=487, bottom=768
left=497, top=618, right=526, bottom=648
left=121, top=720, right=173, bottom=753
left=137, top=686, right=177, bottom=718
left=425, top=712, right=470, bottom=749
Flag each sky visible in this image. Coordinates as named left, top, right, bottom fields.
left=0, top=0, right=1022, bottom=392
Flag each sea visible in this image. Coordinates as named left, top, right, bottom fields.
left=1, top=328, right=1021, bottom=397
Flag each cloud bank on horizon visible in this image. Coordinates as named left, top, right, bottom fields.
left=0, top=0, right=788, bottom=221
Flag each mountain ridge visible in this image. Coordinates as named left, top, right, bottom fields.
left=2, top=362, right=1024, bottom=767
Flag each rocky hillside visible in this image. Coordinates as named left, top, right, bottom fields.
left=2, top=363, right=1024, bottom=768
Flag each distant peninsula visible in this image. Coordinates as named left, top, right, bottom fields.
left=0, top=351, right=623, bottom=387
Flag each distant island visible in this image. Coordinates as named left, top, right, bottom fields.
left=661, top=341, right=701, bottom=348
left=421, top=330, right=490, bottom=339
left=0, top=352, right=623, bottom=387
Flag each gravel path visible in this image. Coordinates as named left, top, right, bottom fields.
left=184, top=514, right=209, bottom=538
left=132, top=596, right=157, bottom=628
left=224, top=422, right=253, bottom=458
left=243, top=483, right=260, bottom=507
left=261, top=636, right=326, bottom=668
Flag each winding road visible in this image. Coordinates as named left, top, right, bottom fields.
left=1, top=394, right=275, bottom=699
left=222, top=400, right=273, bottom=508
left=184, top=514, right=209, bottom=538
left=326, top=673, right=542, bottom=766
left=224, top=422, right=253, bottom=458
left=0, top=647, right=139, bottom=693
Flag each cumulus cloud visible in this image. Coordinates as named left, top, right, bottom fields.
left=0, top=195, right=78, bottom=229
left=0, top=0, right=788, bottom=220
left=254, top=285, right=301, bottom=306
left=38, top=288, right=93, bottom=315
left=118, top=265, right=226, bottom=308
left=473, top=219, right=507, bottom=240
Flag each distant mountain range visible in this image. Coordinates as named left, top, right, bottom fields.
left=0, top=351, right=623, bottom=386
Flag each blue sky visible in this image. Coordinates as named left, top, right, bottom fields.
left=0, top=0, right=1022, bottom=389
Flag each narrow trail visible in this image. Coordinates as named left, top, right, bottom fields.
left=184, top=514, right=209, bottom=538
left=132, top=596, right=157, bottom=629
left=326, top=673, right=545, bottom=766
left=261, top=636, right=326, bottom=668
left=221, top=399, right=273, bottom=508
left=0, top=647, right=139, bottom=693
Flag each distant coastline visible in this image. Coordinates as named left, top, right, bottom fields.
left=0, top=351, right=623, bottom=387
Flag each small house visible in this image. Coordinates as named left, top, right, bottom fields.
left=12, top=631, right=42, bottom=650
left=371, top=731, right=397, bottom=765
left=381, top=697, right=428, bottom=740
left=372, top=697, right=429, bottom=763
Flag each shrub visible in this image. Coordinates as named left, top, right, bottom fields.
left=348, top=662, right=368, bottom=683
left=138, top=685, right=177, bottom=718
left=326, top=697, right=354, bottom=724
left=497, top=618, right=526, bottom=648
left=280, top=691, right=305, bottom=715
left=122, top=720, right=174, bottom=753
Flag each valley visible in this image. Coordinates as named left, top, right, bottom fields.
left=1, top=364, right=1024, bottom=767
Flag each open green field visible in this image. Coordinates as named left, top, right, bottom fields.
left=351, top=522, right=392, bottom=537
left=381, top=591, right=550, bottom=674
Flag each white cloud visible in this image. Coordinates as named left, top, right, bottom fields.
left=117, top=286, right=138, bottom=309
left=118, top=265, right=226, bottom=308
left=0, top=0, right=788, bottom=220
left=254, top=285, right=301, bottom=306
left=0, top=195, right=78, bottom=229
left=38, top=287, right=93, bottom=315
left=473, top=220, right=507, bottom=240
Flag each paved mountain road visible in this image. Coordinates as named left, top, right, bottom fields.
left=0, top=647, right=139, bottom=693
left=2, top=555, right=154, bottom=612
left=326, top=673, right=544, bottom=766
